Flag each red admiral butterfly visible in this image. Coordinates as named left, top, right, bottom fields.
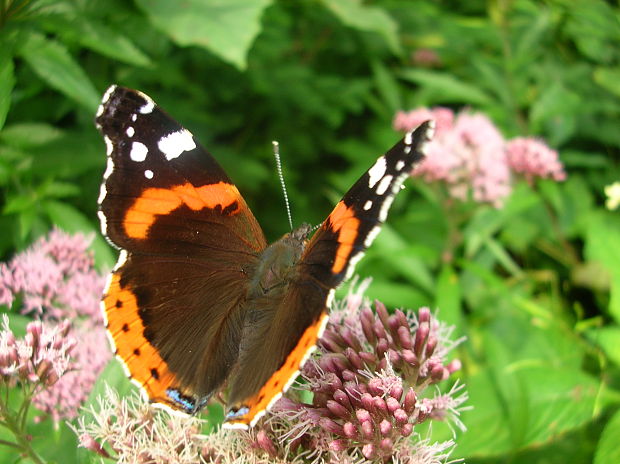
left=96, top=86, right=434, bottom=429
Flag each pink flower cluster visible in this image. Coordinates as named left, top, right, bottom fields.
left=0, top=316, right=76, bottom=389
left=264, top=296, right=465, bottom=462
left=76, top=283, right=466, bottom=463
left=394, top=108, right=566, bottom=206
left=0, top=229, right=103, bottom=321
left=0, top=229, right=110, bottom=422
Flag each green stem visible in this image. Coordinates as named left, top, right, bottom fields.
left=0, top=398, right=46, bottom=464
left=0, top=438, right=21, bottom=449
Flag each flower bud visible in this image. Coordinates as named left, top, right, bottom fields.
left=320, top=417, right=344, bottom=436
left=379, top=419, right=392, bottom=436
left=418, top=307, right=431, bottom=323
left=343, top=422, right=357, bottom=438
left=404, top=388, right=417, bottom=413
left=326, top=400, right=350, bottom=419
left=362, top=443, right=376, bottom=460
left=256, top=429, right=277, bottom=457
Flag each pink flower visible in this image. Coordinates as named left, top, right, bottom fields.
left=506, top=137, right=566, bottom=183
left=0, top=229, right=104, bottom=320
left=33, top=324, right=110, bottom=422
left=0, top=229, right=110, bottom=422
left=0, top=315, right=76, bottom=389
left=395, top=108, right=565, bottom=207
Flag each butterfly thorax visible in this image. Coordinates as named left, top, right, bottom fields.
left=248, top=223, right=312, bottom=298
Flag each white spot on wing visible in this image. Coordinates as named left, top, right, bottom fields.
left=138, top=92, right=155, bottom=114
left=363, top=200, right=372, bottom=210
left=101, top=85, right=117, bottom=104
left=103, top=156, right=114, bottom=179
left=368, top=156, right=387, bottom=188
left=224, top=421, right=250, bottom=430
left=364, top=226, right=381, bottom=247
left=395, top=160, right=405, bottom=171
left=152, top=402, right=193, bottom=418
left=405, top=131, right=413, bottom=145
left=379, top=193, right=395, bottom=222
left=113, top=250, right=128, bottom=271
left=130, top=142, right=148, bottom=162
left=158, top=129, right=196, bottom=160
left=144, top=169, right=154, bottom=179
left=344, top=252, right=365, bottom=281
left=97, top=184, right=107, bottom=204
left=131, top=114, right=137, bottom=122
left=126, top=126, right=135, bottom=137
left=104, top=136, right=114, bottom=156
left=99, top=84, right=117, bottom=116
left=98, top=210, right=108, bottom=235
left=376, top=174, right=393, bottom=195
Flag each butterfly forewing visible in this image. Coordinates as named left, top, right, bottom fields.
left=97, top=86, right=267, bottom=414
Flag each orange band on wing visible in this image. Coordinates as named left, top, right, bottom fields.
left=104, top=273, right=181, bottom=406
left=124, top=181, right=241, bottom=239
left=226, top=312, right=329, bottom=428
left=327, top=202, right=360, bottom=274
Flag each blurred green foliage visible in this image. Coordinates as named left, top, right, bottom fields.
left=0, top=0, right=619, bottom=463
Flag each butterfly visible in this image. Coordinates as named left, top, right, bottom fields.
left=95, top=85, right=434, bottom=429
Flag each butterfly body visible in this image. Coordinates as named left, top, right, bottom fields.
left=96, top=85, right=433, bottom=428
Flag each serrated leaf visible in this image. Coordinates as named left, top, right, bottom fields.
left=321, top=0, right=401, bottom=55
left=0, top=51, right=15, bottom=131
left=135, top=0, right=272, bottom=69
left=399, top=69, right=493, bottom=106
left=18, top=32, right=100, bottom=111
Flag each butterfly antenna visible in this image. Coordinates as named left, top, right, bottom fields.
left=272, top=141, right=294, bottom=230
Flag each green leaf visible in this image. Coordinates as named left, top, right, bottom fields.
left=135, top=0, right=272, bottom=69
left=593, top=66, right=620, bottom=98
left=595, top=409, right=620, bottom=464
left=367, top=223, right=434, bottom=294
left=0, top=50, right=15, bottom=131
left=435, top=265, right=463, bottom=330
left=585, top=326, right=620, bottom=367
left=0, top=122, right=63, bottom=148
left=43, top=16, right=151, bottom=67
left=399, top=69, right=494, bottom=106
left=564, top=0, right=620, bottom=64
left=371, top=60, right=401, bottom=116
left=18, top=32, right=100, bottom=111
left=365, top=280, right=428, bottom=309
left=321, top=0, right=401, bottom=55
left=529, top=80, right=581, bottom=145
left=454, top=366, right=600, bottom=456
left=584, top=212, right=620, bottom=322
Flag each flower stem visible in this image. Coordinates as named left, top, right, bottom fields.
left=0, top=398, right=46, bottom=464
